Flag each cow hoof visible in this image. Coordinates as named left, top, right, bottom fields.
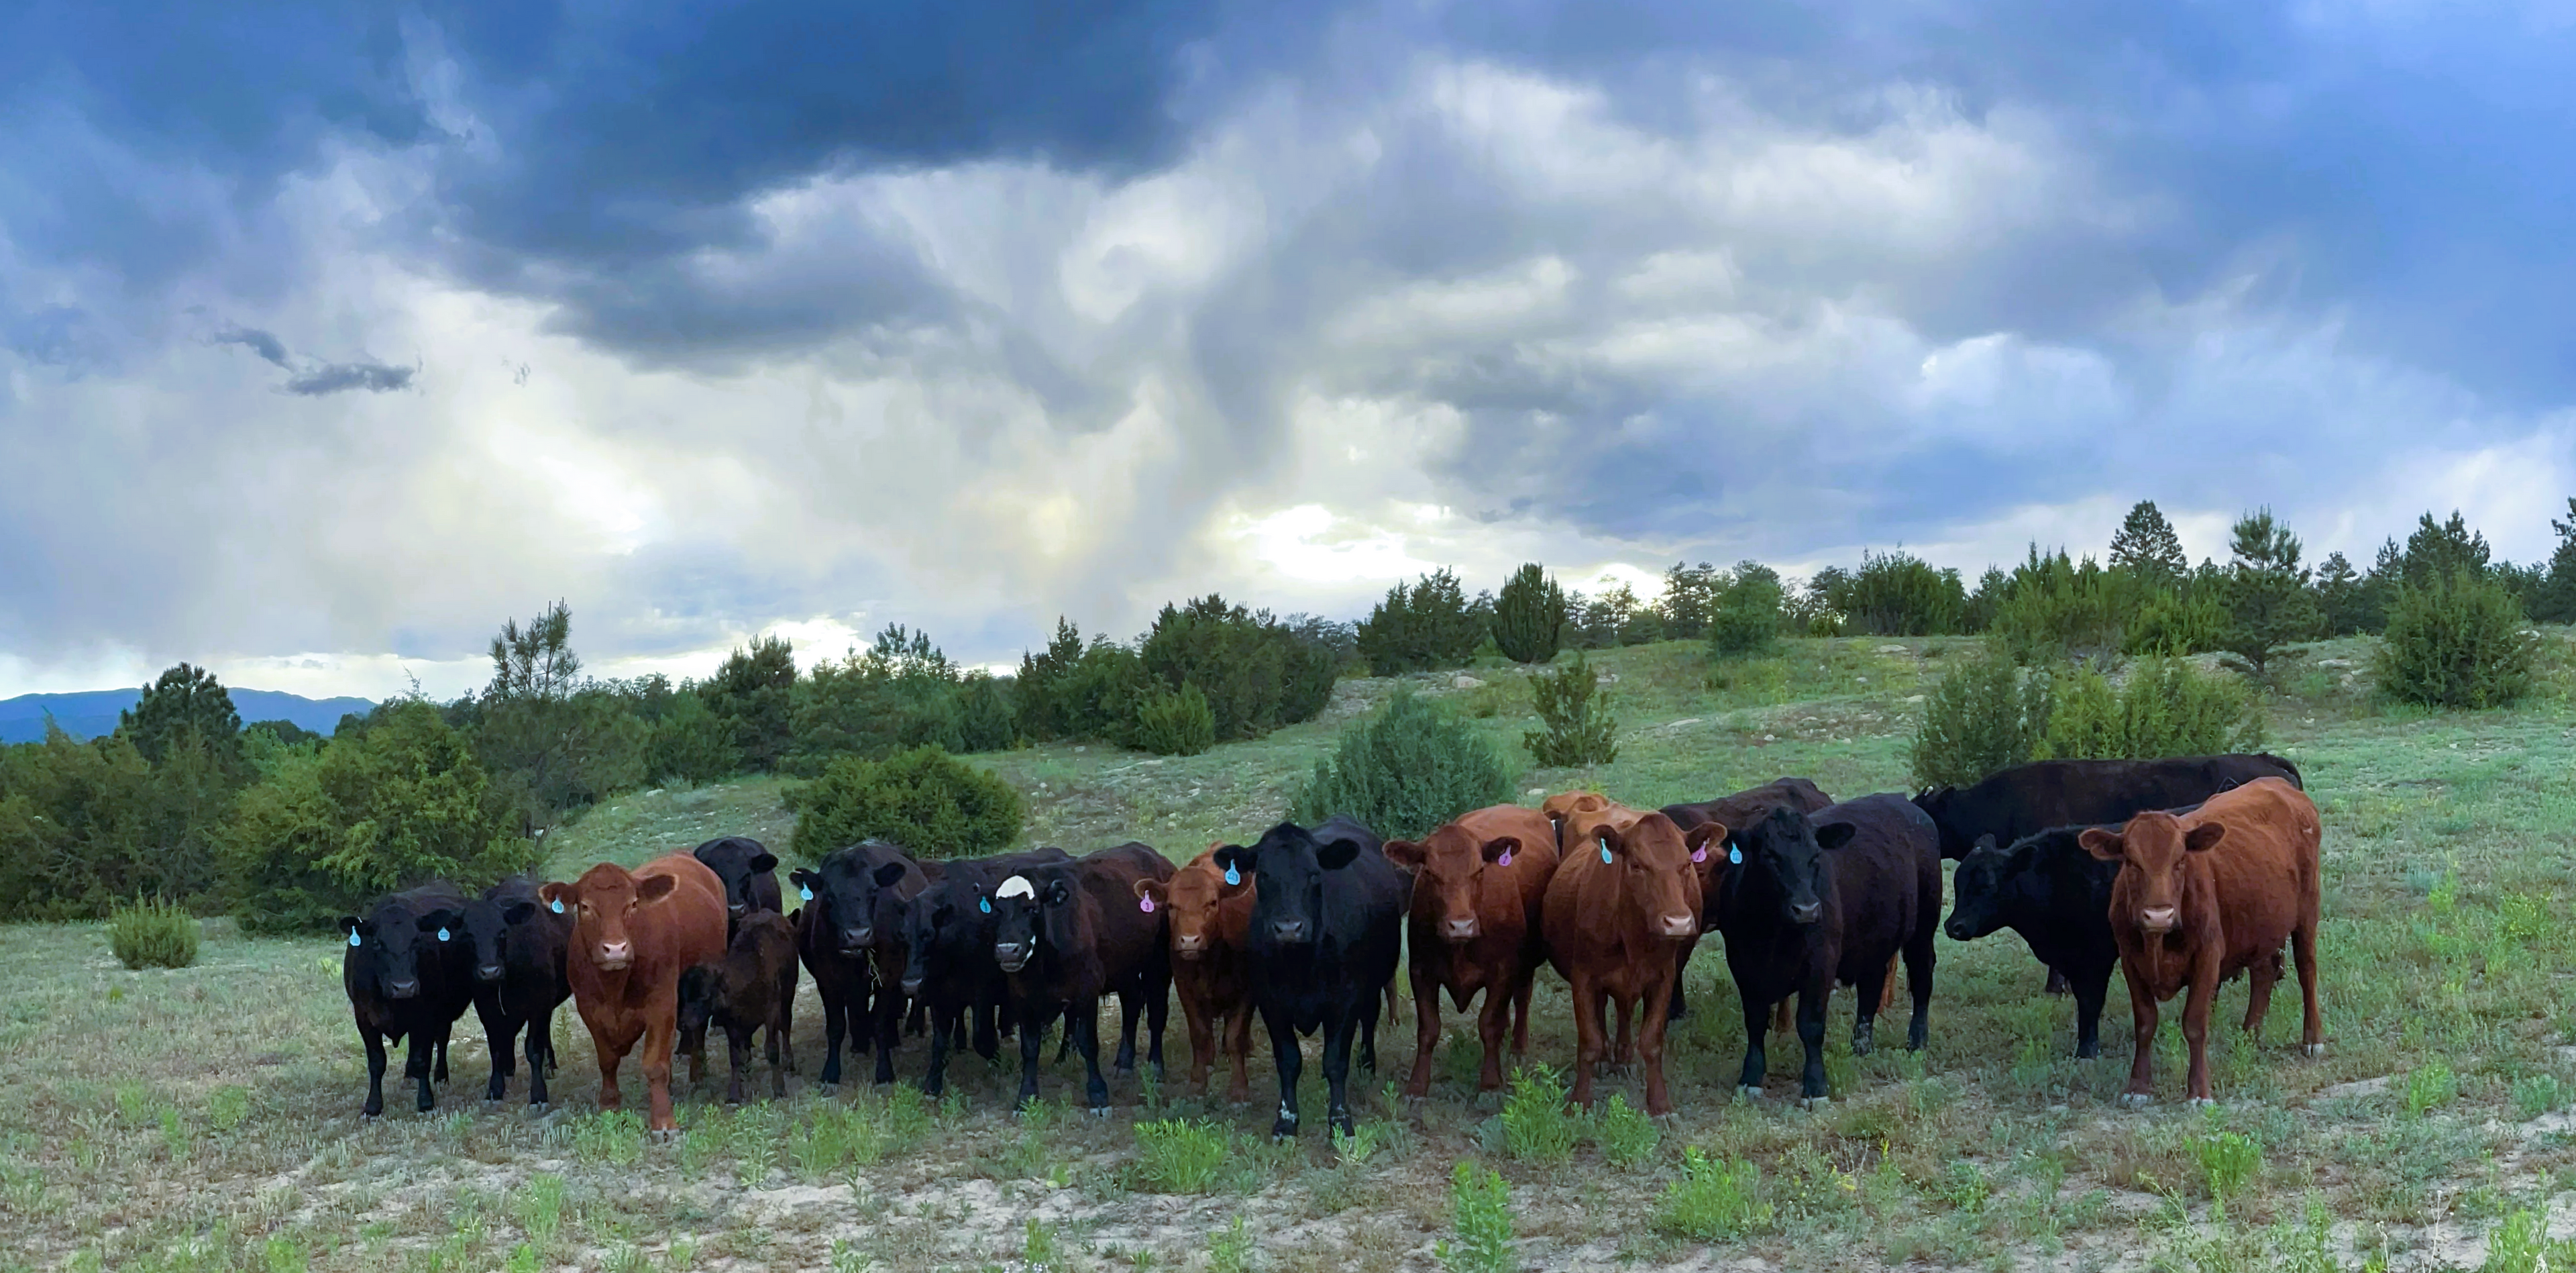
left=1799, top=1095, right=1829, bottom=1111
left=1089, top=1105, right=1112, bottom=1118
left=1735, top=1085, right=1763, bottom=1101
left=2116, top=1092, right=2154, bottom=1109
left=2302, top=1043, right=2325, bottom=1058
left=528, top=1102, right=551, bottom=1114
left=2187, top=1097, right=2216, bottom=1110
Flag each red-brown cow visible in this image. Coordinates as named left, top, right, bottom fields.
left=1542, top=811, right=1701, bottom=1115
left=2080, top=776, right=2324, bottom=1107
left=540, top=854, right=729, bottom=1131
left=1134, top=848, right=1257, bottom=1102
left=1383, top=804, right=1560, bottom=1097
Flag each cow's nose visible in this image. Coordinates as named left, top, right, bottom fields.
left=596, top=941, right=633, bottom=969
left=2140, top=907, right=2179, bottom=933
left=729, top=902, right=747, bottom=917
left=1790, top=902, right=1823, bottom=925
left=1944, top=920, right=1970, bottom=941
left=1445, top=917, right=1481, bottom=941
left=476, top=964, right=504, bottom=983
left=386, top=978, right=419, bottom=1000
left=1660, top=913, right=1697, bottom=939
left=1271, top=919, right=1310, bottom=944
left=995, top=942, right=1031, bottom=971
left=899, top=976, right=924, bottom=997
left=841, top=926, right=873, bottom=951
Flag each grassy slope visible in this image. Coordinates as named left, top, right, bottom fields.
left=8, top=635, right=2576, bottom=1272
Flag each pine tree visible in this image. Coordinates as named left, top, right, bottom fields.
left=2537, top=499, right=2576, bottom=624
left=1493, top=563, right=1569, bottom=664
left=1016, top=618, right=1086, bottom=741
left=2401, top=510, right=2491, bottom=589
left=2220, top=508, right=2322, bottom=675
left=2108, top=501, right=2191, bottom=593
left=2314, top=552, right=2367, bottom=637
left=119, top=663, right=244, bottom=767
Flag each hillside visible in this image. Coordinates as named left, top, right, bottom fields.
left=0, top=686, right=375, bottom=744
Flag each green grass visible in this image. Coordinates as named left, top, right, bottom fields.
left=7, top=633, right=2576, bottom=1270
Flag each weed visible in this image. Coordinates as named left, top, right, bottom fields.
left=1589, top=1092, right=1659, bottom=1168
left=1024, top=1217, right=1057, bottom=1270
left=262, top=1238, right=309, bottom=1273
left=2196, top=1120, right=2263, bottom=1201
left=207, top=1085, right=250, bottom=1133
left=574, top=1111, right=646, bottom=1166
left=1658, top=1148, right=1772, bottom=1241
left=2405, top=1060, right=2459, bottom=1117
left=1207, top=1215, right=1254, bottom=1273
left=1499, top=1066, right=1579, bottom=1163
left=2512, top=1072, right=2564, bottom=1121
left=1131, top=1118, right=1234, bottom=1194
left=2481, top=1206, right=2576, bottom=1272
left=515, top=1174, right=566, bottom=1247
left=1438, top=1161, right=1516, bottom=1273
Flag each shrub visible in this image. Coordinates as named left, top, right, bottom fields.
left=2123, top=591, right=2230, bottom=656
left=1493, top=564, right=1568, bottom=664
left=2404, top=1060, right=2457, bottom=1117
left=0, top=725, right=226, bottom=920
left=1438, top=1161, right=1515, bottom=1273
left=1130, top=684, right=1218, bottom=757
left=1825, top=549, right=1968, bottom=636
left=1359, top=568, right=1489, bottom=674
left=1055, top=642, right=1149, bottom=744
left=1909, top=647, right=2053, bottom=789
left=787, top=745, right=1024, bottom=862
left=109, top=897, right=200, bottom=970
left=2041, top=658, right=2264, bottom=761
left=1658, top=1148, right=1772, bottom=1240
left=647, top=690, right=741, bottom=785
left=1138, top=596, right=1335, bottom=742
left=1707, top=570, right=1784, bottom=658
left=1523, top=654, right=1617, bottom=768
left=221, top=701, right=539, bottom=934
left=700, top=635, right=799, bottom=772
left=1990, top=548, right=2125, bottom=664
left=1291, top=690, right=1511, bottom=842
left=2377, top=575, right=2540, bottom=709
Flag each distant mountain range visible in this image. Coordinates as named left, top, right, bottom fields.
left=0, top=689, right=377, bottom=745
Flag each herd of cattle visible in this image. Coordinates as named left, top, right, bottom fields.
left=337, top=754, right=2325, bottom=1139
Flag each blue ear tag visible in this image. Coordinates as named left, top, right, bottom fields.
left=979, top=897, right=991, bottom=913
left=1729, top=846, right=1742, bottom=864
left=437, top=928, right=450, bottom=943
left=1223, top=864, right=1240, bottom=886
left=799, top=885, right=814, bottom=901
left=1600, top=845, right=1613, bottom=864
left=348, top=932, right=362, bottom=948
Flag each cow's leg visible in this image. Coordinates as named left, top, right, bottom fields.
left=406, top=1026, right=437, bottom=1113
left=1667, top=935, right=1694, bottom=1022
left=1796, top=982, right=1830, bottom=1106
left=684, top=1018, right=708, bottom=1087
left=486, top=1013, right=523, bottom=1103
left=907, top=997, right=927, bottom=1037
left=1144, top=960, right=1171, bottom=1081
left=2044, top=966, right=2071, bottom=996
left=1405, top=961, right=1443, bottom=1098
left=360, top=1025, right=389, bottom=1119
left=1736, top=988, right=1771, bottom=1097
left=971, top=999, right=1000, bottom=1061
left=2182, top=952, right=2220, bottom=1106
left=431, top=1029, right=449, bottom=1086
left=1568, top=972, right=1605, bottom=1110
left=2070, top=966, right=2108, bottom=1060
left=2118, top=961, right=2159, bottom=1106
left=922, top=998, right=956, bottom=1098
left=1321, top=1003, right=1360, bottom=1139
left=1770, top=997, right=1792, bottom=1035
left=1904, top=922, right=1937, bottom=1052
left=640, top=1012, right=681, bottom=1133
left=1880, top=953, right=1900, bottom=1015
left=778, top=966, right=798, bottom=1076
left=770, top=1007, right=791, bottom=1099
left=2294, top=914, right=2325, bottom=1056
left=817, top=984, right=847, bottom=1088
left=1077, top=997, right=1112, bottom=1114
left=1610, top=986, right=1635, bottom=1071
left=591, top=1018, right=627, bottom=1113
left=871, top=979, right=904, bottom=1086
left=1475, top=980, right=1512, bottom=1095
left=1113, top=982, right=1142, bottom=1076
left=1016, top=1001, right=1051, bottom=1111
left=1177, top=982, right=1216, bottom=1096
left=526, top=1010, right=553, bottom=1108
left=1851, top=957, right=1887, bottom=1058
left=724, top=1025, right=749, bottom=1106
left=1265, top=1006, right=1303, bottom=1138
left=1510, top=969, right=1535, bottom=1058
left=1358, top=988, right=1381, bottom=1072
left=1055, top=1008, right=1075, bottom=1066
left=1640, top=964, right=1678, bottom=1117
left=1224, top=1004, right=1254, bottom=1105
left=2243, top=949, right=2282, bottom=1037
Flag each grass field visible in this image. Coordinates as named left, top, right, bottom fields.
left=9, top=635, right=2576, bottom=1272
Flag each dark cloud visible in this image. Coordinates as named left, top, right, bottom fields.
left=213, top=324, right=290, bottom=368
left=282, top=358, right=413, bottom=396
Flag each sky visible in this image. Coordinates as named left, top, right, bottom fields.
left=5, top=1, right=2575, bottom=702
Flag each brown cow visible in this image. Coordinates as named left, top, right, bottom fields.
left=2080, top=776, right=2324, bottom=1107
left=1383, top=804, right=1560, bottom=1097
left=1542, top=793, right=1662, bottom=1063
left=1134, top=848, right=1257, bottom=1101
left=1542, top=811, right=1701, bottom=1115
left=539, top=854, right=729, bottom=1131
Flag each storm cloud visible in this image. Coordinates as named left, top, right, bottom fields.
left=3, top=1, right=2573, bottom=698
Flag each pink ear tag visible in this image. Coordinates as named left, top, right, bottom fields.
left=1497, top=849, right=1513, bottom=867
left=1139, top=897, right=1156, bottom=913
left=1692, top=846, right=1707, bottom=864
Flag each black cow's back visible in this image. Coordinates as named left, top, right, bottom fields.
left=1915, top=755, right=2300, bottom=860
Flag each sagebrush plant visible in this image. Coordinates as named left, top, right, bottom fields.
left=1658, top=1148, right=1772, bottom=1241
left=1909, top=646, right=2053, bottom=789
left=2041, top=657, right=2263, bottom=762
left=107, top=896, right=199, bottom=970
left=1128, top=683, right=1218, bottom=758
left=2376, top=574, right=2540, bottom=709
left=1498, top=1066, right=1580, bottom=1162
left=785, top=744, right=1024, bottom=861
left=1289, top=689, right=1511, bottom=842
left=1523, top=653, right=1618, bottom=768
left=1438, top=1161, right=1516, bottom=1273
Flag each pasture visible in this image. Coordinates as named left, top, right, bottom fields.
left=8, top=637, right=2576, bottom=1272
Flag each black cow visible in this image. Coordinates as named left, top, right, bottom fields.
left=340, top=883, right=476, bottom=1117
left=1658, top=777, right=1837, bottom=1021
left=991, top=842, right=1176, bottom=1113
left=457, top=874, right=574, bottom=1106
left=896, top=846, right=1075, bottom=1096
left=677, top=911, right=801, bottom=1103
left=1943, top=805, right=2201, bottom=1058
left=1708, top=795, right=1939, bottom=1107
left=692, top=836, right=785, bottom=933
left=791, top=841, right=934, bottom=1086
left=1212, top=816, right=1405, bottom=1139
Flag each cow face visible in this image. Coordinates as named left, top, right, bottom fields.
left=694, top=838, right=779, bottom=920
left=1732, top=807, right=1857, bottom=927
left=540, top=864, right=680, bottom=973
left=1595, top=815, right=1701, bottom=942
left=456, top=895, right=542, bottom=985
left=2080, top=813, right=2223, bottom=934
left=675, top=964, right=726, bottom=1040
left=1911, top=786, right=1968, bottom=858
left=1136, top=859, right=1244, bottom=962
left=1943, top=834, right=2012, bottom=941
left=794, top=852, right=908, bottom=956
left=1382, top=828, right=1519, bottom=945
left=341, top=899, right=463, bottom=1001
left=1680, top=823, right=1733, bottom=923
left=896, top=883, right=953, bottom=997
left=1216, top=822, right=1364, bottom=948
left=991, top=870, right=1079, bottom=973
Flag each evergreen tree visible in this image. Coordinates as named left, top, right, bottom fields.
left=2401, top=509, right=2492, bottom=588
left=2108, top=500, right=2191, bottom=594
left=701, top=634, right=798, bottom=770
left=2313, top=551, right=2368, bottom=637
left=2537, top=499, right=2576, bottom=624
left=474, top=603, right=647, bottom=825
left=1493, top=563, right=1569, bottom=664
left=1016, top=618, right=1086, bottom=741
left=1656, top=562, right=1722, bottom=640
left=119, top=662, right=245, bottom=768
left=2219, top=508, right=2322, bottom=675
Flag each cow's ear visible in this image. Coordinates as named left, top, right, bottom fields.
left=1043, top=877, right=1073, bottom=906
left=636, top=874, right=679, bottom=904
left=750, top=852, right=779, bottom=874
left=1814, top=823, right=1858, bottom=852
left=338, top=915, right=362, bottom=937
left=1972, top=833, right=1997, bottom=853
left=2077, top=829, right=2125, bottom=862
left=1134, top=878, right=1168, bottom=905
left=2184, top=823, right=2226, bottom=854
left=1682, top=823, right=1724, bottom=854
left=415, top=907, right=461, bottom=933
left=788, top=868, right=818, bottom=890
left=1481, top=836, right=1520, bottom=866
left=1381, top=839, right=1426, bottom=870
left=502, top=901, right=537, bottom=925
left=538, top=882, right=574, bottom=909
left=1317, top=837, right=1364, bottom=871
left=1211, top=845, right=1252, bottom=877
left=872, top=862, right=908, bottom=888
